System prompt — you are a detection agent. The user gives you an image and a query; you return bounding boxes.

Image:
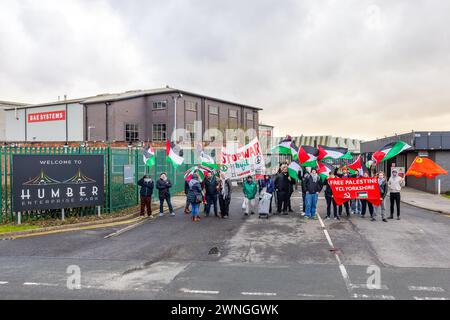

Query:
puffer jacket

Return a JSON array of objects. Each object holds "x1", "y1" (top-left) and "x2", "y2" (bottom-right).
[
  {"x1": 243, "y1": 181, "x2": 258, "y2": 200},
  {"x1": 304, "y1": 174, "x2": 323, "y2": 194},
  {"x1": 187, "y1": 179, "x2": 203, "y2": 204}
]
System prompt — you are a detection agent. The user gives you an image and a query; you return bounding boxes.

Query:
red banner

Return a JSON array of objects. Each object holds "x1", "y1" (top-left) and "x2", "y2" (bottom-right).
[
  {"x1": 28, "y1": 110, "x2": 66, "y2": 123},
  {"x1": 327, "y1": 178, "x2": 381, "y2": 206}
]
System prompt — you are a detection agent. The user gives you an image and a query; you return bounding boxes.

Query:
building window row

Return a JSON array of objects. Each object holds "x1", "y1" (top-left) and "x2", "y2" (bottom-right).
[
  {"x1": 153, "y1": 123, "x2": 167, "y2": 141},
  {"x1": 153, "y1": 101, "x2": 167, "y2": 110},
  {"x1": 125, "y1": 123, "x2": 139, "y2": 142},
  {"x1": 186, "y1": 101, "x2": 197, "y2": 112}
]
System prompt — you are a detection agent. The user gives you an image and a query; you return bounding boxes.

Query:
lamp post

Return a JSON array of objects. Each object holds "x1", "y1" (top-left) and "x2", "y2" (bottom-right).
[{"x1": 173, "y1": 93, "x2": 183, "y2": 139}]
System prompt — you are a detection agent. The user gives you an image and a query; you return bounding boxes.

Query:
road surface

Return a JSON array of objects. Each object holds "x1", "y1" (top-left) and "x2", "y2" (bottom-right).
[{"x1": 0, "y1": 193, "x2": 449, "y2": 300}]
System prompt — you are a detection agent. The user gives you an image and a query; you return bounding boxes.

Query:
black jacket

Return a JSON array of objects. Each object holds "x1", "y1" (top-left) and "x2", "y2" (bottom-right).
[
  {"x1": 184, "y1": 180, "x2": 190, "y2": 195},
  {"x1": 204, "y1": 177, "x2": 218, "y2": 196},
  {"x1": 157, "y1": 179, "x2": 172, "y2": 199},
  {"x1": 304, "y1": 175, "x2": 323, "y2": 194},
  {"x1": 300, "y1": 172, "x2": 310, "y2": 193},
  {"x1": 324, "y1": 178, "x2": 333, "y2": 197},
  {"x1": 187, "y1": 179, "x2": 203, "y2": 204},
  {"x1": 274, "y1": 172, "x2": 295, "y2": 193},
  {"x1": 379, "y1": 179, "x2": 388, "y2": 198},
  {"x1": 138, "y1": 178, "x2": 154, "y2": 197}
]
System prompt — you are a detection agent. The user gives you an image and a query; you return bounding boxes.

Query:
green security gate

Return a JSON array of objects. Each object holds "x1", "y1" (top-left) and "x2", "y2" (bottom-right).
[{"x1": 0, "y1": 146, "x2": 192, "y2": 224}]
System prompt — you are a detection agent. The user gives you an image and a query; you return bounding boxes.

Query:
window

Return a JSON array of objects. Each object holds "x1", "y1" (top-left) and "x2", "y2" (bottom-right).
[
  {"x1": 209, "y1": 105, "x2": 219, "y2": 115},
  {"x1": 152, "y1": 123, "x2": 166, "y2": 141},
  {"x1": 229, "y1": 109, "x2": 238, "y2": 118},
  {"x1": 185, "y1": 101, "x2": 197, "y2": 112},
  {"x1": 247, "y1": 113, "x2": 254, "y2": 121},
  {"x1": 153, "y1": 101, "x2": 167, "y2": 110},
  {"x1": 186, "y1": 123, "x2": 195, "y2": 140},
  {"x1": 125, "y1": 123, "x2": 139, "y2": 142}
]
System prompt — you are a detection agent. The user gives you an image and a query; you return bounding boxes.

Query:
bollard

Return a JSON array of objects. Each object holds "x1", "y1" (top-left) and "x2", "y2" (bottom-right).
[
  {"x1": 438, "y1": 179, "x2": 441, "y2": 195},
  {"x1": 18, "y1": 212, "x2": 22, "y2": 225},
  {"x1": 62, "y1": 208, "x2": 65, "y2": 221},
  {"x1": 98, "y1": 206, "x2": 101, "y2": 217}
]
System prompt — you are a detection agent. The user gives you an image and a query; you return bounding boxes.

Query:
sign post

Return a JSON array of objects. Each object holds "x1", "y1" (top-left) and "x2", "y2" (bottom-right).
[{"x1": 62, "y1": 208, "x2": 65, "y2": 221}]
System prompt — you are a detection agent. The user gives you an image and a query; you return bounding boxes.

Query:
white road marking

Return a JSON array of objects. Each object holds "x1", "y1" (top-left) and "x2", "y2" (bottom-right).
[
  {"x1": 0, "y1": 281, "x2": 8, "y2": 285},
  {"x1": 241, "y1": 292, "x2": 277, "y2": 296},
  {"x1": 352, "y1": 293, "x2": 396, "y2": 300},
  {"x1": 297, "y1": 293, "x2": 334, "y2": 298},
  {"x1": 414, "y1": 297, "x2": 447, "y2": 300},
  {"x1": 104, "y1": 218, "x2": 150, "y2": 239},
  {"x1": 179, "y1": 288, "x2": 219, "y2": 295},
  {"x1": 351, "y1": 284, "x2": 389, "y2": 290},
  {"x1": 23, "y1": 282, "x2": 58, "y2": 287},
  {"x1": 408, "y1": 286, "x2": 445, "y2": 292},
  {"x1": 316, "y1": 214, "x2": 353, "y2": 292}
]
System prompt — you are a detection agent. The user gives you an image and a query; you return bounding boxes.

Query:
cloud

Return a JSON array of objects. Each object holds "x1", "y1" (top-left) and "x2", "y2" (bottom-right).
[{"x1": 1, "y1": 0, "x2": 449, "y2": 140}]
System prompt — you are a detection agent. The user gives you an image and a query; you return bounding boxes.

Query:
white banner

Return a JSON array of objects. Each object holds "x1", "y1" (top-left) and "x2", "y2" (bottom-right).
[{"x1": 220, "y1": 137, "x2": 266, "y2": 180}]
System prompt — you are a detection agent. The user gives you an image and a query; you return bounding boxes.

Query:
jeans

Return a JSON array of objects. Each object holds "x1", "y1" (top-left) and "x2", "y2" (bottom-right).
[
  {"x1": 325, "y1": 195, "x2": 337, "y2": 218},
  {"x1": 351, "y1": 199, "x2": 362, "y2": 214},
  {"x1": 375, "y1": 198, "x2": 386, "y2": 219},
  {"x1": 191, "y1": 202, "x2": 200, "y2": 217},
  {"x1": 390, "y1": 192, "x2": 401, "y2": 217},
  {"x1": 305, "y1": 193, "x2": 318, "y2": 217},
  {"x1": 205, "y1": 194, "x2": 218, "y2": 216},
  {"x1": 159, "y1": 194, "x2": 174, "y2": 214}
]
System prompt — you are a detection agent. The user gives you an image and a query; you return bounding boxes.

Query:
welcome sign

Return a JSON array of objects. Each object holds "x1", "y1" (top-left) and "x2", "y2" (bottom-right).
[
  {"x1": 12, "y1": 155, "x2": 104, "y2": 212},
  {"x1": 220, "y1": 137, "x2": 266, "y2": 180}
]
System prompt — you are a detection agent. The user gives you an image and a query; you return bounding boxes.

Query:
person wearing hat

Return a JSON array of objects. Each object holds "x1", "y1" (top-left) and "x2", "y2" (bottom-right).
[
  {"x1": 138, "y1": 174, "x2": 154, "y2": 217},
  {"x1": 388, "y1": 169, "x2": 405, "y2": 220}
]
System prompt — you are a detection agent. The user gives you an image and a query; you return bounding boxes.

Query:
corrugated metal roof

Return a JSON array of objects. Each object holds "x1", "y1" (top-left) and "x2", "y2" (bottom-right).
[
  {"x1": 0, "y1": 100, "x2": 30, "y2": 108},
  {"x1": 82, "y1": 87, "x2": 263, "y2": 110}
]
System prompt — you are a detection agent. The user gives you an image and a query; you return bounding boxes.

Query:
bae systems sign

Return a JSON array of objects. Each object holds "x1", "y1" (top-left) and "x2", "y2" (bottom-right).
[{"x1": 12, "y1": 155, "x2": 104, "y2": 212}]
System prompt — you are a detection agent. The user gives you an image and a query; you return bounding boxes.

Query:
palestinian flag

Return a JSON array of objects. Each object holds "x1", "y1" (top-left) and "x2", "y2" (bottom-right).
[
  {"x1": 166, "y1": 140, "x2": 184, "y2": 168},
  {"x1": 198, "y1": 150, "x2": 218, "y2": 170},
  {"x1": 298, "y1": 146, "x2": 319, "y2": 167},
  {"x1": 318, "y1": 146, "x2": 352, "y2": 161},
  {"x1": 143, "y1": 145, "x2": 156, "y2": 168},
  {"x1": 347, "y1": 155, "x2": 363, "y2": 175},
  {"x1": 288, "y1": 161, "x2": 302, "y2": 181},
  {"x1": 372, "y1": 141, "x2": 412, "y2": 165},
  {"x1": 184, "y1": 166, "x2": 211, "y2": 182},
  {"x1": 272, "y1": 137, "x2": 299, "y2": 160},
  {"x1": 317, "y1": 161, "x2": 333, "y2": 181}
]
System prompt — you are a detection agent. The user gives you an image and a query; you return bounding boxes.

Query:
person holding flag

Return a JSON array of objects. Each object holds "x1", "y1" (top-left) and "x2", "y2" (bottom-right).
[
  {"x1": 274, "y1": 164, "x2": 296, "y2": 215},
  {"x1": 304, "y1": 168, "x2": 323, "y2": 219},
  {"x1": 259, "y1": 174, "x2": 275, "y2": 214}
]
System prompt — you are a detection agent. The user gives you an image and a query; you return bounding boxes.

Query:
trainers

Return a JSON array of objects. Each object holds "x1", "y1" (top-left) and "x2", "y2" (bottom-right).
[
  {"x1": 397, "y1": 216, "x2": 401, "y2": 220},
  {"x1": 170, "y1": 212, "x2": 176, "y2": 216},
  {"x1": 382, "y1": 219, "x2": 388, "y2": 222},
  {"x1": 304, "y1": 216, "x2": 309, "y2": 219},
  {"x1": 371, "y1": 218, "x2": 376, "y2": 222},
  {"x1": 388, "y1": 216, "x2": 394, "y2": 219},
  {"x1": 244, "y1": 213, "x2": 249, "y2": 216},
  {"x1": 325, "y1": 216, "x2": 330, "y2": 220},
  {"x1": 159, "y1": 212, "x2": 164, "y2": 217},
  {"x1": 361, "y1": 215, "x2": 365, "y2": 218},
  {"x1": 336, "y1": 216, "x2": 341, "y2": 220}
]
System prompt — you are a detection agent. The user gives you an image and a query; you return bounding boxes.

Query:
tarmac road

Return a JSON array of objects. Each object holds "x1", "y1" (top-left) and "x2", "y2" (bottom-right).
[{"x1": 0, "y1": 193, "x2": 449, "y2": 300}]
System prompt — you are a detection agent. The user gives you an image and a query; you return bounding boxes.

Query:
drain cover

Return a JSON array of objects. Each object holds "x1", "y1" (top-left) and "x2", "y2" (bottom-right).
[{"x1": 209, "y1": 247, "x2": 219, "y2": 255}]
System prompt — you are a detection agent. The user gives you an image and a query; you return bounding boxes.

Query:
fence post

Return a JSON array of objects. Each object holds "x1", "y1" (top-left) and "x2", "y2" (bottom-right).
[
  {"x1": 135, "y1": 148, "x2": 139, "y2": 206},
  {"x1": 97, "y1": 206, "x2": 101, "y2": 217},
  {"x1": 107, "y1": 145, "x2": 112, "y2": 213},
  {"x1": 61, "y1": 208, "x2": 65, "y2": 221},
  {"x1": 17, "y1": 212, "x2": 21, "y2": 225}
]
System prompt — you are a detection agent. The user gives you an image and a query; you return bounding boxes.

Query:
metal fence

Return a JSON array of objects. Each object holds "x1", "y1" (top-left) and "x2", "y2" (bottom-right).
[{"x1": 0, "y1": 146, "x2": 192, "y2": 224}]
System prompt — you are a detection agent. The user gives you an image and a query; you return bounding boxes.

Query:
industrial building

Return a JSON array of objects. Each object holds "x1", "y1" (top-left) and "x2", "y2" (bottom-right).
[
  {"x1": 0, "y1": 100, "x2": 29, "y2": 141},
  {"x1": 3, "y1": 87, "x2": 262, "y2": 144},
  {"x1": 361, "y1": 131, "x2": 450, "y2": 194}
]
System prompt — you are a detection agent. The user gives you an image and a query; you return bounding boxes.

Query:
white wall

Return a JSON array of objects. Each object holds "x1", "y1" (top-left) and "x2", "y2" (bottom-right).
[{"x1": 5, "y1": 103, "x2": 84, "y2": 142}]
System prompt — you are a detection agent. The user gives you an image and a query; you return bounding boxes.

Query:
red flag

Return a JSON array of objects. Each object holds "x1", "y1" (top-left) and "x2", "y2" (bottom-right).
[
  {"x1": 406, "y1": 157, "x2": 448, "y2": 179},
  {"x1": 348, "y1": 155, "x2": 362, "y2": 173}
]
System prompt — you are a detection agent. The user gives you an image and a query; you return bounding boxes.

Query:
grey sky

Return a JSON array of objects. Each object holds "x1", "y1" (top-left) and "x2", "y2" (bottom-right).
[{"x1": 1, "y1": 0, "x2": 449, "y2": 140}]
